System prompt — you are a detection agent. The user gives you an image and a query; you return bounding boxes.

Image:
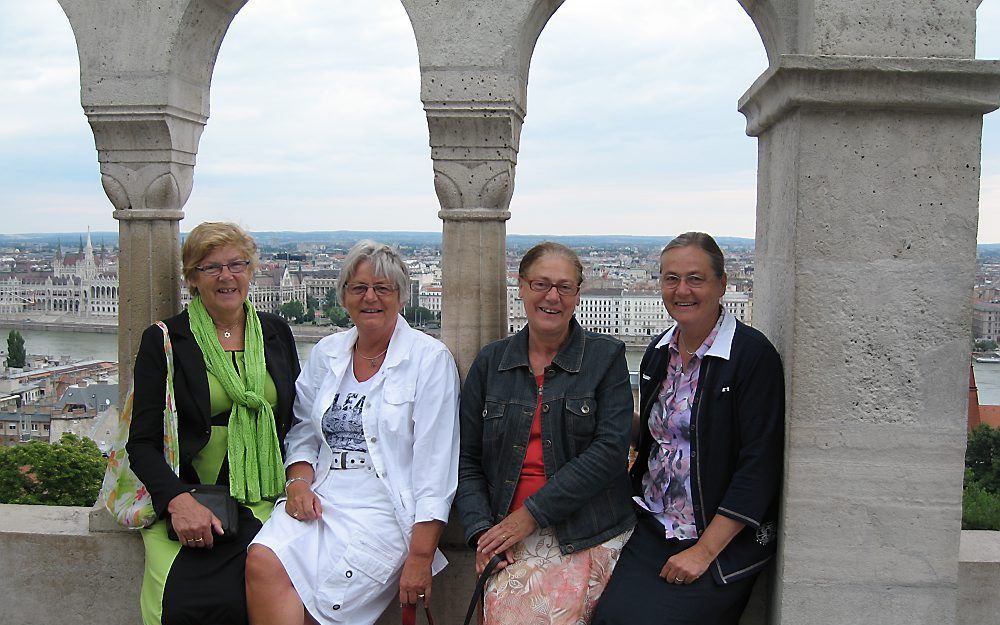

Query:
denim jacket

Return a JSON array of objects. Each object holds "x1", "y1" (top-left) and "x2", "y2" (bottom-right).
[{"x1": 456, "y1": 317, "x2": 636, "y2": 555}]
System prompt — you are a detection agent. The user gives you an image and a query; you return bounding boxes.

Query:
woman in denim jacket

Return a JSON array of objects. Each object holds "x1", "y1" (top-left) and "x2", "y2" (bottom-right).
[{"x1": 457, "y1": 242, "x2": 635, "y2": 625}]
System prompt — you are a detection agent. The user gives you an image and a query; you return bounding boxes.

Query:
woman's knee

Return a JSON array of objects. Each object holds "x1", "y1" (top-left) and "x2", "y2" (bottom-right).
[{"x1": 245, "y1": 545, "x2": 289, "y2": 587}]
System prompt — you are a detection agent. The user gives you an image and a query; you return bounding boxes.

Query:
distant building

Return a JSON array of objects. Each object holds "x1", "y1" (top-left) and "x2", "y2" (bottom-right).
[{"x1": 973, "y1": 299, "x2": 1000, "y2": 343}]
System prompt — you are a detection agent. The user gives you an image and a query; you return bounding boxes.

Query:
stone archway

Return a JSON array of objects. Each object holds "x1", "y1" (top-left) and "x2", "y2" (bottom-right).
[{"x1": 56, "y1": 2, "x2": 1000, "y2": 624}]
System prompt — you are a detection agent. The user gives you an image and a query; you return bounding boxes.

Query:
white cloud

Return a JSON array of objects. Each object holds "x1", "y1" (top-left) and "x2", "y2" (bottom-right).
[{"x1": 1, "y1": 0, "x2": 999, "y2": 245}]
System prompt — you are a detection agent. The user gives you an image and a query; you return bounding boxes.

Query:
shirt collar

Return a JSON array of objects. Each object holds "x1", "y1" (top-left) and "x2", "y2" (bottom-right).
[
  {"x1": 655, "y1": 308, "x2": 736, "y2": 361},
  {"x1": 499, "y1": 316, "x2": 585, "y2": 373},
  {"x1": 320, "y1": 314, "x2": 415, "y2": 369}
]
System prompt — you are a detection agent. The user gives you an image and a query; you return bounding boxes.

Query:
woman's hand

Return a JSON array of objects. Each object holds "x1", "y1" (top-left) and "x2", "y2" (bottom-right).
[
  {"x1": 659, "y1": 542, "x2": 713, "y2": 584},
  {"x1": 398, "y1": 552, "x2": 434, "y2": 607},
  {"x1": 660, "y1": 515, "x2": 746, "y2": 584},
  {"x1": 167, "y1": 492, "x2": 222, "y2": 548},
  {"x1": 476, "y1": 506, "x2": 537, "y2": 567},
  {"x1": 284, "y1": 480, "x2": 322, "y2": 522}
]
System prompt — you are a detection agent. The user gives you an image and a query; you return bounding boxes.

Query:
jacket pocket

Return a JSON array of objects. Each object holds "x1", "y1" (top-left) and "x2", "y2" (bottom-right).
[
  {"x1": 384, "y1": 383, "x2": 416, "y2": 405},
  {"x1": 316, "y1": 532, "x2": 406, "y2": 619},
  {"x1": 565, "y1": 395, "x2": 597, "y2": 439},
  {"x1": 481, "y1": 399, "x2": 506, "y2": 443}
]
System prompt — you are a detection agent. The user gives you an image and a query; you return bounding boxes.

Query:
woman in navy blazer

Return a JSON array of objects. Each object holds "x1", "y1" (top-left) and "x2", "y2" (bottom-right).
[{"x1": 593, "y1": 232, "x2": 784, "y2": 625}]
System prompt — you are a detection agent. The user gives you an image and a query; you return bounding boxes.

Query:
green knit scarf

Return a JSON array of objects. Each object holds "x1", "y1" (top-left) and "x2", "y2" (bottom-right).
[{"x1": 188, "y1": 297, "x2": 284, "y2": 503}]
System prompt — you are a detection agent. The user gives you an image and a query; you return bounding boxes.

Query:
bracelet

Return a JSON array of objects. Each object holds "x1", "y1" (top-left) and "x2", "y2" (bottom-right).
[{"x1": 284, "y1": 476, "x2": 311, "y2": 491}]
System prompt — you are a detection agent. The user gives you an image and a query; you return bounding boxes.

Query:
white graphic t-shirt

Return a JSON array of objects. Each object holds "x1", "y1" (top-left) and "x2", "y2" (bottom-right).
[{"x1": 321, "y1": 366, "x2": 374, "y2": 452}]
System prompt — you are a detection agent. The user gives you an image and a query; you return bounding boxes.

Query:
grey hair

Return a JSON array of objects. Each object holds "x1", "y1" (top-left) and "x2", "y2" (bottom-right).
[
  {"x1": 660, "y1": 232, "x2": 726, "y2": 278},
  {"x1": 337, "y1": 239, "x2": 410, "y2": 305}
]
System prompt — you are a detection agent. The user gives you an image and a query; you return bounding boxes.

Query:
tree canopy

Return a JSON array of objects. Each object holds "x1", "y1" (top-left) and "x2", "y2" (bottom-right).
[
  {"x1": 5, "y1": 330, "x2": 25, "y2": 368},
  {"x1": 0, "y1": 433, "x2": 106, "y2": 506}
]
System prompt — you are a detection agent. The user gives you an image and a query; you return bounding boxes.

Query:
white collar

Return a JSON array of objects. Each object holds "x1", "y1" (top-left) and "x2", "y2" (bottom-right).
[
  {"x1": 319, "y1": 314, "x2": 415, "y2": 369},
  {"x1": 655, "y1": 308, "x2": 736, "y2": 360}
]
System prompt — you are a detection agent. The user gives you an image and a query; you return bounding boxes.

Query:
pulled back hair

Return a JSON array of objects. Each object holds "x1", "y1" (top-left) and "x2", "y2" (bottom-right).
[
  {"x1": 660, "y1": 232, "x2": 725, "y2": 278},
  {"x1": 518, "y1": 241, "x2": 584, "y2": 285}
]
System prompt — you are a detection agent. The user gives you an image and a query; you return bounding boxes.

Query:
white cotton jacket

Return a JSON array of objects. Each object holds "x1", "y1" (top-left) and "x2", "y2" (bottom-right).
[{"x1": 283, "y1": 315, "x2": 460, "y2": 573}]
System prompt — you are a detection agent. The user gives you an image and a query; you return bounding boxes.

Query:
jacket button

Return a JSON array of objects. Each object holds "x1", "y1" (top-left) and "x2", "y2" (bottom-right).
[
  {"x1": 581, "y1": 403, "x2": 590, "y2": 414},
  {"x1": 542, "y1": 404, "x2": 549, "y2": 413},
  {"x1": 369, "y1": 436, "x2": 377, "y2": 443},
  {"x1": 332, "y1": 604, "x2": 341, "y2": 610},
  {"x1": 565, "y1": 544, "x2": 575, "y2": 553},
  {"x1": 345, "y1": 570, "x2": 353, "y2": 578},
  {"x1": 482, "y1": 409, "x2": 488, "y2": 418},
  {"x1": 545, "y1": 369, "x2": 555, "y2": 378},
  {"x1": 542, "y1": 439, "x2": 552, "y2": 448},
  {"x1": 203, "y1": 428, "x2": 210, "y2": 435}
]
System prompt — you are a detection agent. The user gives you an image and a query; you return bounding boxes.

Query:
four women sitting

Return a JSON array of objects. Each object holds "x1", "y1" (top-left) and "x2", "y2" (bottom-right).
[{"x1": 127, "y1": 228, "x2": 783, "y2": 625}]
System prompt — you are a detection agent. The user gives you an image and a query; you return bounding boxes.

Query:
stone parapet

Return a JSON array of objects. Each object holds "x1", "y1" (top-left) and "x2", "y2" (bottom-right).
[{"x1": 0, "y1": 504, "x2": 994, "y2": 625}]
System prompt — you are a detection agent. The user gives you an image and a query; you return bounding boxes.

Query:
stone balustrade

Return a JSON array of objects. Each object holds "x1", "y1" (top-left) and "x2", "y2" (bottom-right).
[{"x1": 0, "y1": 503, "x2": 996, "y2": 625}]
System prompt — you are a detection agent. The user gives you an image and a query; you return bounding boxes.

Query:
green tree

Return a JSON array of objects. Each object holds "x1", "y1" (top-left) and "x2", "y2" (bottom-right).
[
  {"x1": 325, "y1": 305, "x2": 351, "y2": 327},
  {"x1": 307, "y1": 295, "x2": 319, "y2": 310},
  {"x1": 966, "y1": 425, "x2": 1000, "y2": 493},
  {"x1": 975, "y1": 338, "x2": 999, "y2": 352},
  {"x1": 324, "y1": 288, "x2": 339, "y2": 309},
  {"x1": 964, "y1": 469, "x2": 1000, "y2": 530},
  {"x1": 5, "y1": 330, "x2": 26, "y2": 368},
  {"x1": 279, "y1": 300, "x2": 306, "y2": 323},
  {"x1": 402, "y1": 306, "x2": 435, "y2": 326},
  {"x1": 0, "y1": 433, "x2": 106, "y2": 506}
]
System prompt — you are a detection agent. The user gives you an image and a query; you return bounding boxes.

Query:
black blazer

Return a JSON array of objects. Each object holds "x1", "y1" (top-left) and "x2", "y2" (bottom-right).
[{"x1": 126, "y1": 309, "x2": 300, "y2": 517}]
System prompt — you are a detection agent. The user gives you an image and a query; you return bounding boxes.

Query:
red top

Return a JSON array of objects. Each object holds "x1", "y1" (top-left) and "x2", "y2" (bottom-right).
[{"x1": 511, "y1": 374, "x2": 547, "y2": 512}]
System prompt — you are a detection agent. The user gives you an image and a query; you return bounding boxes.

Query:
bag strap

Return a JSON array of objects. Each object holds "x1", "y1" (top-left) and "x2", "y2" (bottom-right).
[
  {"x1": 400, "y1": 553, "x2": 505, "y2": 625},
  {"x1": 155, "y1": 321, "x2": 181, "y2": 475}
]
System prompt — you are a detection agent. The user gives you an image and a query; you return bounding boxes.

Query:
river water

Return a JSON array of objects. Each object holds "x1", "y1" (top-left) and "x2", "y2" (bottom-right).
[{"x1": 8, "y1": 329, "x2": 1000, "y2": 405}]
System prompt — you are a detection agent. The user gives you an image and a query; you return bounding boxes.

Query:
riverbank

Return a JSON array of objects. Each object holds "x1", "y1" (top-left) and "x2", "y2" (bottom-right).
[{"x1": 0, "y1": 316, "x2": 339, "y2": 343}]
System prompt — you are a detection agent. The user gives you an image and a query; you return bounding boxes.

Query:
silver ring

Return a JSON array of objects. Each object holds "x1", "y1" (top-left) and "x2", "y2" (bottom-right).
[
  {"x1": 417, "y1": 594, "x2": 425, "y2": 599},
  {"x1": 675, "y1": 577, "x2": 684, "y2": 583},
  {"x1": 193, "y1": 537, "x2": 204, "y2": 542},
  {"x1": 291, "y1": 511, "x2": 299, "y2": 517}
]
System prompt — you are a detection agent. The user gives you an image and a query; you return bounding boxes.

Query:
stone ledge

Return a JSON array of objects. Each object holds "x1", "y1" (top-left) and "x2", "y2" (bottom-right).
[
  {"x1": 739, "y1": 55, "x2": 1000, "y2": 136},
  {"x1": 2, "y1": 504, "x2": 995, "y2": 625}
]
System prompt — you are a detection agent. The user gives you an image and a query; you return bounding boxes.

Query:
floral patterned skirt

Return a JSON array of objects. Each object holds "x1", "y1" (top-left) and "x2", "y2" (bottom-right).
[{"x1": 484, "y1": 526, "x2": 633, "y2": 625}]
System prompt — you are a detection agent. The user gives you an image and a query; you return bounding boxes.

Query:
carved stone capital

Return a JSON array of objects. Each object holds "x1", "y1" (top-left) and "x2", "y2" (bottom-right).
[
  {"x1": 426, "y1": 106, "x2": 523, "y2": 212},
  {"x1": 85, "y1": 106, "x2": 205, "y2": 213},
  {"x1": 739, "y1": 55, "x2": 1000, "y2": 136}
]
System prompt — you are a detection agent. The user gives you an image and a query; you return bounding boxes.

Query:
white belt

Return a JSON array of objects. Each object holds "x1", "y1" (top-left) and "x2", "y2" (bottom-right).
[{"x1": 330, "y1": 450, "x2": 371, "y2": 470}]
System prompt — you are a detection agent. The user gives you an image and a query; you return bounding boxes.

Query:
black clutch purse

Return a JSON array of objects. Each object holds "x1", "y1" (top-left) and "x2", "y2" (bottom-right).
[{"x1": 167, "y1": 484, "x2": 240, "y2": 544}]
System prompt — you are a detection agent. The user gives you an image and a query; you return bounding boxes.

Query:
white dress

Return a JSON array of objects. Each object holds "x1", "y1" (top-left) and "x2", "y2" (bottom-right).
[
  {"x1": 253, "y1": 317, "x2": 460, "y2": 625},
  {"x1": 252, "y1": 462, "x2": 407, "y2": 624}
]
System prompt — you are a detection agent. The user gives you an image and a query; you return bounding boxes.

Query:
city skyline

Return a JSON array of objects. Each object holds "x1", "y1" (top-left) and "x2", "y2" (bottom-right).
[{"x1": 2, "y1": 2, "x2": 999, "y2": 242}]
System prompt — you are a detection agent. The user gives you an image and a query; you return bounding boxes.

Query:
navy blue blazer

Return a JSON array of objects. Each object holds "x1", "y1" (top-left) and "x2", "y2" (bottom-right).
[
  {"x1": 126, "y1": 309, "x2": 299, "y2": 517},
  {"x1": 631, "y1": 318, "x2": 784, "y2": 584}
]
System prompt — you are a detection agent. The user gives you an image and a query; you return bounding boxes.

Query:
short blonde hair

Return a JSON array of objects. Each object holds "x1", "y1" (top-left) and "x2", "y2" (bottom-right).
[{"x1": 182, "y1": 222, "x2": 259, "y2": 295}]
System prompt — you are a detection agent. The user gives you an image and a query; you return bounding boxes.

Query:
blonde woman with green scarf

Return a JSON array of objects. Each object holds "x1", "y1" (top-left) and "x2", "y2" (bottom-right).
[{"x1": 127, "y1": 222, "x2": 300, "y2": 625}]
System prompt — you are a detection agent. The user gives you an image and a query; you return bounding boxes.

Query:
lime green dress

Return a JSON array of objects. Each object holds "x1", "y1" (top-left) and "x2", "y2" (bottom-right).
[{"x1": 139, "y1": 352, "x2": 278, "y2": 625}]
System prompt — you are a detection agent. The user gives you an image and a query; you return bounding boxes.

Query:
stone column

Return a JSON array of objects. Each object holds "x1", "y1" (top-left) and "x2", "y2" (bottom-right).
[
  {"x1": 430, "y1": 107, "x2": 519, "y2": 377},
  {"x1": 740, "y1": 55, "x2": 1000, "y2": 625},
  {"x1": 59, "y1": 0, "x2": 247, "y2": 390},
  {"x1": 403, "y1": 0, "x2": 564, "y2": 376}
]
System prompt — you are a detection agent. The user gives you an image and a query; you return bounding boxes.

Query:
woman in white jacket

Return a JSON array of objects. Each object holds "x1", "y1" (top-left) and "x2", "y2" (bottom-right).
[{"x1": 246, "y1": 240, "x2": 460, "y2": 625}]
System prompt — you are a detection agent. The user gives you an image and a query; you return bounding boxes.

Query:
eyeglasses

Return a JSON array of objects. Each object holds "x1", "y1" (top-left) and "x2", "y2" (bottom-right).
[
  {"x1": 345, "y1": 283, "x2": 397, "y2": 297},
  {"x1": 660, "y1": 273, "x2": 711, "y2": 290},
  {"x1": 523, "y1": 279, "x2": 580, "y2": 297},
  {"x1": 195, "y1": 260, "x2": 251, "y2": 277}
]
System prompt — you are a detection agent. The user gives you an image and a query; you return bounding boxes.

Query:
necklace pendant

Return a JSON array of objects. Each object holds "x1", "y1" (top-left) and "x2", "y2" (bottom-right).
[{"x1": 223, "y1": 330, "x2": 231, "y2": 339}]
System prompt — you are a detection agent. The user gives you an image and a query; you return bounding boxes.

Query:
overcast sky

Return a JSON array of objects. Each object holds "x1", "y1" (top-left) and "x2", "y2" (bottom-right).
[{"x1": 1, "y1": 1, "x2": 998, "y2": 242}]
